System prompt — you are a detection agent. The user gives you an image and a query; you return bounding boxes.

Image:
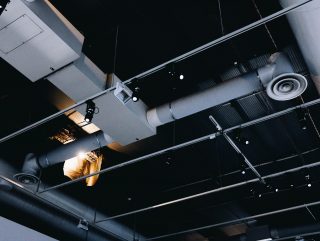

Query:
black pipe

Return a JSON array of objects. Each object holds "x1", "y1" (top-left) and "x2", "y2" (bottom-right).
[
  {"x1": 19, "y1": 130, "x2": 111, "y2": 183},
  {"x1": 0, "y1": 186, "x2": 120, "y2": 241}
]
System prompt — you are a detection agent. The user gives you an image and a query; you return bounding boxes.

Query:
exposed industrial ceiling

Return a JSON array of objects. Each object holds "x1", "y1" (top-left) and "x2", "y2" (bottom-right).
[{"x1": 1, "y1": 0, "x2": 320, "y2": 241}]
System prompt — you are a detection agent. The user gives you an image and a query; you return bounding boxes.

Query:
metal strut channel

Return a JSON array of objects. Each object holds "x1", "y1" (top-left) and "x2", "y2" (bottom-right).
[
  {"x1": 93, "y1": 153, "x2": 320, "y2": 224},
  {"x1": 209, "y1": 115, "x2": 265, "y2": 184},
  {"x1": 146, "y1": 199, "x2": 320, "y2": 240},
  {"x1": 0, "y1": 0, "x2": 312, "y2": 144},
  {"x1": 38, "y1": 97, "x2": 320, "y2": 193}
]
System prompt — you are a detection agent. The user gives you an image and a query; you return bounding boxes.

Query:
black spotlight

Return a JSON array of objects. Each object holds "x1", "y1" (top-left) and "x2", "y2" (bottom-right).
[
  {"x1": 132, "y1": 86, "x2": 140, "y2": 102},
  {"x1": 84, "y1": 100, "x2": 96, "y2": 123},
  {"x1": 0, "y1": 0, "x2": 10, "y2": 16}
]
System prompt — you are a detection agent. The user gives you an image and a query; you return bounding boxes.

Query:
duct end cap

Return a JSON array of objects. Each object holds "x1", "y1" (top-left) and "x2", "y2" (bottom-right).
[{"x1": 266, "y1": 73, "x2": 308, "y2": 101}]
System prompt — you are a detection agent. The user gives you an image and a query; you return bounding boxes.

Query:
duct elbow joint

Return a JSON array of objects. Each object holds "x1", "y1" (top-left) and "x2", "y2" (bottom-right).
[
  {"x1": 14, "y1": 153, "x2": 41, "y2": 185},
  {"x1": 258, "y1": 52, "x2": 308, "y2": 101}
]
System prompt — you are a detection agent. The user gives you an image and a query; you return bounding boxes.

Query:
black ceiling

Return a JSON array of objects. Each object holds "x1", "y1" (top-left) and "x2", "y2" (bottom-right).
[{"x1": 1, "y1": 0, "x2": 320, "y2": 241}]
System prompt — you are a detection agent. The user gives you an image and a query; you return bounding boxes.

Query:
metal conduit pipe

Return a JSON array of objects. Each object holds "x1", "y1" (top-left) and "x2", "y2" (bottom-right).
[
  {"x1": 147, "y1": 52, "x2": 308, "y2": 128},
  {"x1": 280, "y1": 0, "x2": 320, "y2": 94},
  {"x1": 0, "y1": 158, "x2": 146, "y2": 241},
  {"x1": 0, "y1": 179, "x2": 119, "y2": 241},
  {"x1": 15, "y1": 130, "x2": 113, "y2": 184},
  {"x1": 40, "y1": 189, "x2": 146, "y2": 241}
]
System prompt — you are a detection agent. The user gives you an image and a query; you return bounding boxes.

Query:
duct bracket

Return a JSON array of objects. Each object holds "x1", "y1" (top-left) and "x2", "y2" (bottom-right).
[
  {"x1": 77, "y1": 219, "x2": 89, "y2": 231},
  {"x1": 114, "y1": 82, "x2": 133, "y2": 104}
]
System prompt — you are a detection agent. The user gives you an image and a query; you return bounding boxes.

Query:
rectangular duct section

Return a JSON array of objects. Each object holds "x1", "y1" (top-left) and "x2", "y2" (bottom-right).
[
  {"x1": 0, "y1": 0, "x2": 84, "y2": 81},
  {"x1": 47, "y1": 56, "x2": 156, "y2": 145}
]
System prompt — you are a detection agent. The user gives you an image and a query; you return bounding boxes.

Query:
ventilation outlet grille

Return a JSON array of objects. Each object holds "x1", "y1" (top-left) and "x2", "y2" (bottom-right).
[
  {"x1": 266, "y1": 73, "x2": 308, "y2": 101},
  {"x1": 14, "y1": 173, "x2": 39, "y2": 185}
]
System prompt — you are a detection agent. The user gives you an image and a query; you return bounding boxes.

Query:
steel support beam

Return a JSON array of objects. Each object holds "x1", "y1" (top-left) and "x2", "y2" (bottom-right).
[
  {"x1": 209, "y1": 115, "x2": 265, "y2": 183},
  {"x1": 146, "y1": 199, "x2": 320, "y2": 240},
  {"x1": 39, "y1": 98, "x2": 320, "y2": 193},
  {"x1": 94, "y1": 156, "x2": 320, "y2": 224}
]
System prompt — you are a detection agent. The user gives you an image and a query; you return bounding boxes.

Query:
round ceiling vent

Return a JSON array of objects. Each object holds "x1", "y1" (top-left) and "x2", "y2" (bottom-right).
[
  {"x1": 14, "y1": 173, "x2": 39, "y2": 185},
  {"x1": 266, "y1": 73, "x2": 308, "y2": 101}
]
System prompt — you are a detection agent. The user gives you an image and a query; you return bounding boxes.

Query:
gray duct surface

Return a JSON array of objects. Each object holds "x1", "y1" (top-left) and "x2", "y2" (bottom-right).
[
  {"x1": 280, "y1": 0, "x2": 320, "y2": 94},
  {"x1": 147, "y1": 52, "x2": 306, "y2": 128},
  {"x1": 38, "y1": 130, "x2": 112, "y2": 168},
  {"x1": 21, "y1": 130, "x2": 112, "y2": 178}
]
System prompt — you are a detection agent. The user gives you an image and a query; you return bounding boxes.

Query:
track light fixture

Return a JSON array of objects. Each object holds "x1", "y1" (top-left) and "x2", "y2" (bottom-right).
[
  {"x1": 132, "y1": 86, "x2": 140, "y2": 102},
  {"x1": 0, "y1": 0, "x2": 9, "y2": 16},
  {"x1": 84, "y1": 100, "x2": 96, "y2": 123}
]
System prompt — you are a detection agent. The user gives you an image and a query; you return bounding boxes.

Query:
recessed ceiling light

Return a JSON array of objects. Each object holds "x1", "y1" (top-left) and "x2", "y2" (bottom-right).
[{"x1": 179, "y1": 74, "x2": 184, "y2": 80}]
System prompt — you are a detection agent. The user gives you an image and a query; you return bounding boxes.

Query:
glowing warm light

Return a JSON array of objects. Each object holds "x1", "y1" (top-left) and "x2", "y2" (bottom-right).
[
  {"x1": 78, "y1": 152, "x2": 86, "y2": 159},
  {"x1": 63, "y1": 153, "x2": 103, "y2": 186}
]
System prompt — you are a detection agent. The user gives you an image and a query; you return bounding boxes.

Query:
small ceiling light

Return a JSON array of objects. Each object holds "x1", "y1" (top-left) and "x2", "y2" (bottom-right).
[
  {"x1": 238, "y1": 155, "x2": 247, "y2": 176},
  {"x1": 0, "y1": 0, "x2": 9, "y2": 15},
  {"x1": 132, "y1": 86, "x2": 140, "y2": 102},
  {"x1": 84, "y1": 100, "x2": 96, "y2": 123},
  {"x1": 235, "y1": 129, "x2": 250, "y2": 145},
  {"x1": 296, "y1": 108, "x2": 309, "y2": 130},
  {"x1": 78, "y1": 152, "x2": 86, "y2": 159},
  {"x1": 179, "y1": 74, "x2": 184, "y2": 80},
  {"x1": 258, "y1": 194, "x2": 262, "y2": 198},
  {"x1": 275, "y1": 188, "x2": 279, "y2": 192},
  {"x1": 305, "y1": 174, "x2": 312, "y2": 188}
]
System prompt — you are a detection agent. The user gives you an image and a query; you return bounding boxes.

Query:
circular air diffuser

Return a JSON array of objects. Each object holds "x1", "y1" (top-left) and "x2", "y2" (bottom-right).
[
  {"x1": 14, "y1": 173, "x2": 39, "y2": 185},
  {"x1": 266, "y1": 73, "x2": 308, "y2": 101}
]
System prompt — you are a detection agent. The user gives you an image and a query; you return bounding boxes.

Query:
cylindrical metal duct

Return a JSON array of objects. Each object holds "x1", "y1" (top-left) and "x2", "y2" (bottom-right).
[
  {"x1": 147, "y1": 52, "x2": 307, "y2": 128},
  {"x1": 0, "y1": 184, "x2": 118, "y2": 241},
  {"x1": 38, "y1": 130, "x2": 111, "y2": 169},
  {"x1": 280, "y1": 0, "x2": 320, "y2": 94},
  {"x1": 15, "y1": 130, "x2": 112, "y2": 184}
]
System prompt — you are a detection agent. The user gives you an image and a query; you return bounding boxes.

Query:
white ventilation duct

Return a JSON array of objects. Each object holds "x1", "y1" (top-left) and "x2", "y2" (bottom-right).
[
  {"x1": 0, "y1": 0, "x2": 84, "y2": 81},
  {"x1": 280, "y1": 0, "x2": 320, "y2": 94},
  {"x1": 147, "y1": 52, "x2": 307, "y2": 128}
]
